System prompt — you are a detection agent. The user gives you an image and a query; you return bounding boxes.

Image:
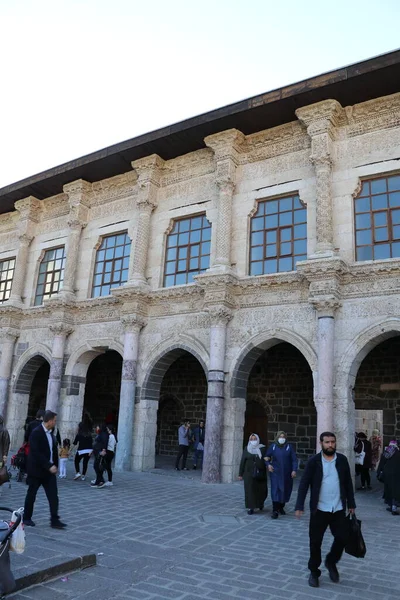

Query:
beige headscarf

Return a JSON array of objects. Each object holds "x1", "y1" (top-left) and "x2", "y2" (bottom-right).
[{"x1": 247, "y1": 433, "x2": 265, "y2": 459}]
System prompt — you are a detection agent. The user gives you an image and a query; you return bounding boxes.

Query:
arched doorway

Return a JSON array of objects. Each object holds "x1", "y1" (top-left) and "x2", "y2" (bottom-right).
[
  {"x1": 11, "y1": 354, "x2": 50, "y2": 448},
  {"x1": 243, "y1": 401, "x2": 268, "y2": 446},
  {"x1": 244, "y1": 342, "x2": 315, "y2": 464},
  {"x1": 155, "y1": 352, "x2": 207, "y2": 467},
  {"x1": 83, "y1": 350, "x2": 123, "y2": 427},
  {"x1": 354, "y1": 336, "x2": 400, "y2": 448}
]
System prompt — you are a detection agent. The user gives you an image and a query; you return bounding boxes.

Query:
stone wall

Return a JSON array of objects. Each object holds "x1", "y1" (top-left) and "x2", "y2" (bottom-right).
[
  {"x1": 246, "y1": 342, "x2": 315, "y2": 463},
  {"x1": 354, "y1": 337, "x2": 400, "y2": 447},
  {"x1": 156, "y1": 354, "x2": 207, "y2": 456}
]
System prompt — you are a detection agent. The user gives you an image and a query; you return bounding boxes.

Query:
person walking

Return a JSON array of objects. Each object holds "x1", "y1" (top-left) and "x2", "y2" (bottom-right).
[
  {"x1": 90, "y1": 425, "x2": 109, "y2": 488},
  {"x1": 354, "y1": 432, "x2": 372, "y2": 490},
  {"x1": 175, "y1": 420, "x2": 191, "y2": 471},
  {"x1": 378, "y1": 440, "x2": 400, "y2": 514},
  {"x1": 23, "y1": 410, "x2": 67, "y2": 529},
  {"x1": 265, "y1": 431, "x2": 298, "y2": 519},
  {"x1": 370, "y1": 429, "x2": 382, "y2": 471},
  {"x1": 58, "y1": 439, "x2": 70, "y2": 478},
  {"x1": 238, "y1": 434, "x2": 268, "y2": 514},
  {"x1": 295, "y1": 431, "x2": 356, "y2": 588},
  {"x1": 192, "y1": 420, "x2": 205, "y2": 470},
  {"x1": 73, "y1": 422, "x2": 93, "y2": 481},
  {"x1": 104, "y1": 426, "x2": 117, "y2": 486}
]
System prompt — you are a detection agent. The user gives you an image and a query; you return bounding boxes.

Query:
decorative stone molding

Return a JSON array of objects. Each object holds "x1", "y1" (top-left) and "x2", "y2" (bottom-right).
[
  {"x1": 309, "y1": 295, "x2": 341, "y2": 317},
  {"x1": 91, "y1": 171, "x2": 137, "y2": 206},
  {"x1": 206, "y1": 305, "x2": 233, "y2": 327},
  {"x1": 0, "y1": 328, "x2": 19, "y2": 343},
  {"x1": 196, "y1": 272, "x2": 237, "y2": 308},
  {"x1": 49, "y1": 323, "x2": 74, "y2": 337},
  {"x1": 296, "y1": 100, "x2": 343, "y2": 256},
  {"x1": 241, "y1": 121, "x2": 310, "y2": 164},
  {"x1": 343, "y1": 92, "x2": 400, "y2": 137},
  {"x1": 121, "y1": 314, "x2": 146, "y2": 333}
]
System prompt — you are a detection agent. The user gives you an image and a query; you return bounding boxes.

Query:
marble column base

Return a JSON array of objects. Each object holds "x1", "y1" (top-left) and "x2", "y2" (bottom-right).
[{"x1": 115, "y1": 379, "x2": 136, "y2": 472}]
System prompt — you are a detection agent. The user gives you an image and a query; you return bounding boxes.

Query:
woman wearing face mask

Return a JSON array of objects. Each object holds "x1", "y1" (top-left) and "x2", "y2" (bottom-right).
[
  {"x1": 238, "y1": 434, "x2": 268, "y2": 515},
  {"x1": 265, "y1": 431, "x2": 298, "y2": 519}
]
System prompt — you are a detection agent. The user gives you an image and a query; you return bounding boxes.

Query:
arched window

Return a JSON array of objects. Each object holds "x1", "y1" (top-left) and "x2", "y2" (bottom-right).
[
  {"x1": 250, "y1": 194, "x2": 307, "y2": 275},
  {"x1": 34, "y1": 247, "x2": 66, "y2": 305},
  {"x1": 164, "y1": 215, "x2": 211, "y2": 287},
  {"x1": 92, "y1": 232, "x2": 131, "y2": 297}
]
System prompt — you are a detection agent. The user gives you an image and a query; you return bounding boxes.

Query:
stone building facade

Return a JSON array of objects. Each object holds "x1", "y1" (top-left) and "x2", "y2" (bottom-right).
[{"x1": 0, "y1": 52, "x2": 400, "y2": 482}]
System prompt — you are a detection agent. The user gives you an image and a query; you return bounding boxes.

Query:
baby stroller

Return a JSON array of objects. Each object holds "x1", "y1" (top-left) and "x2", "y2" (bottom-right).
[{"x1": 0, "y1": 507, "x2": 23, "y2": 596}]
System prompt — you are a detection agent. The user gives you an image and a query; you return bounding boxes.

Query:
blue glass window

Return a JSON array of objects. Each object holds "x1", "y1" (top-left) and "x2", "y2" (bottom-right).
[
  {"x1": 0, "y1": 257, "x2": 16, "y2": 304},
  {"x1": 91, "y1": 233, "x2": 131, "y2": 297},
  {"x1": 34, "y1": 247, "x2": 66, "y2": 305}
]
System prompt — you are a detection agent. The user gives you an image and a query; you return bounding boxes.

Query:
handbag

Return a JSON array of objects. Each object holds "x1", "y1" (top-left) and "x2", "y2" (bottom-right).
[
  {"x1": 0, "y1": 464, "x2": 10, "y2": 486},
  {"x1": 355, "y1": 442, "x2": 365, "y2": 466},
  {"x1": 252, "y1": 457, "x2": 266, "y2": 481},
  {"x1": 345, "y1": 513, "x2": 367, "y2": 558}
]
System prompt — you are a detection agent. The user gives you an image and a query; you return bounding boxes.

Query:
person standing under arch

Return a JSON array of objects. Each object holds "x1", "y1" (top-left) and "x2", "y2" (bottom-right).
[{"x1": 238, "y1": 433, "x2": 268, "y2": 514}]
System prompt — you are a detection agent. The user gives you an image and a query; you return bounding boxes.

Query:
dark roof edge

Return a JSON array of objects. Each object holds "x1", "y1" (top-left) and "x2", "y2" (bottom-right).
[{"x1": 1, "y1": 47, "x2": 400, "y2": 200}]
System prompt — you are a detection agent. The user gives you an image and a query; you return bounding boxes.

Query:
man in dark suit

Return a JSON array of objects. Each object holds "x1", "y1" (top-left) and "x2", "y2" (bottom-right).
[
  {"x1": 23, "y1": 410, "x2": 67, "y2": 529},
  {"x1": 24, "y1": 409, "x2": 45, "y2": 442},
  {"x1": 295, "y1": 431, "x2": 356, "y2": 588}
]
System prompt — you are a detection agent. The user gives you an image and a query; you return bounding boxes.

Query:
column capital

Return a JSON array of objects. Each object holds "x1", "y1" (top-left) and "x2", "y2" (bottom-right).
[
  {"x1": 63, "y1": 179, "x2": 92, "y2": 203},
  {"x1": 207, "y1": 305, "x2": 233, "y2": 327},
  {"x1": 67, "y1": 217, "x2": 87, "y2": 230},
  {"x1": 0, "y1": 327, "x2": 19, "y2": 343},
  {"x1": 131, "y1": 154, "x2": 164, "y2": 185},
  {"x1": 49, "y1": 323, "x2": 74, "y2": 337},
  {"x1": 204, "y1": 128, "x2": 245, "y2": 161},
  {"x1": 14, "y1": 196, "x2": 41, "y2": 221},
  {"x1": 310, "y1": 295, "x2": 341, "y2": 317},
  {"x1": 121, "y1": 314, "x2": 146, "y2": 333},
  {"x1": 295, "y1": 99, "x2": 343, "y2": 133}
]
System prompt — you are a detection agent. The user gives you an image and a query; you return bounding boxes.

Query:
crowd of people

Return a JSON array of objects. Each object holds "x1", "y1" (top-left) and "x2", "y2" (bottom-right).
[{"x1": 175, "y1": 419, "x2": 205, "y2": 471}]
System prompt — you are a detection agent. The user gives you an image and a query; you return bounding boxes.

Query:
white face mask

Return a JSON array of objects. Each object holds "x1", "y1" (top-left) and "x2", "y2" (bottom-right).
[
  {"x1": 250, "y1": 440, "x2": 258, "y2": 447},
  {"x1": 278, "y1": 437, "x2": 286, "y2": 445}
]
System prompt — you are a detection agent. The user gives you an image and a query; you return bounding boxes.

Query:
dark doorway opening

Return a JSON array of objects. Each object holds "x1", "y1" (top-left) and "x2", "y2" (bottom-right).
[
  {"x1": 83, "y1": 350, "x2": 122, "y2": 428},
  {"x1": 28, "y1": 361, "x2": 50, "y2": 421},
  {"x1": 243, "y1": 401, "x2": 268, "y2": 446}
]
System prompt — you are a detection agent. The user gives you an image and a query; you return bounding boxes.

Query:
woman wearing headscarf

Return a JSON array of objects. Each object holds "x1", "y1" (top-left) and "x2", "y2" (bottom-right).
[
  {"x1": 378, "y1": 440, "x2": 400, "y2": 514},
  {"x1": 354, "y1": 431, "x2": 372, "y2": 490},
  {"x1": 238, "y1": 434, "x2": 268, "y2": 515},
  {"x1": 0, "y1": 415, "x2": 10, "y2": 468},
  {"x1": 265, "y1": 431, "x2": 298, "y2": 519},
  {"x1": 370, "y1": 429, "x2": 382, "y2": 471}
]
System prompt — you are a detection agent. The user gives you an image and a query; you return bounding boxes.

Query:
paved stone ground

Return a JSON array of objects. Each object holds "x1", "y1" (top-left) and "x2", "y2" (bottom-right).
[{"x1": 1, "y1": 461, "x2": 399, "y2": 600}]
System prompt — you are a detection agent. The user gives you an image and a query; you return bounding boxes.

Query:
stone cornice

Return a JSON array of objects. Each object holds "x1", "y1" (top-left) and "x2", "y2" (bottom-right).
[
  {"x1": 296, "y1": 257, "x2": 349, "y2": 282},
  {"x1": 296, "y1": 99, "x2": 343, "y2": 133}
]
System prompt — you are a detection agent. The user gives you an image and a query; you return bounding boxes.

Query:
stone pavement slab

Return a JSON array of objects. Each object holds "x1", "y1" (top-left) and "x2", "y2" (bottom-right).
[{"x1": 0, "y1": 466, "x2": 398, "y2": 600}]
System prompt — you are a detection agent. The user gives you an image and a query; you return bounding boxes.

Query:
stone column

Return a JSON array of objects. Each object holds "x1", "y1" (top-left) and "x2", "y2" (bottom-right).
[
  {"x1": 129, "y1": 155, "x2": 164, "y2": 287},
  {"x1": 115, "y1": 315, "x2": 145, "y2": 472},
  {"x1": 202, "y1": 306, "x2": 232, "y2": 484},
  {"x1": 204, "y1": 129, "x2": 244, "y2": 272},
  {"x1": 46, "y1": 324, "x2": 73, "y2": 413},
  {"x1": 0, "y1": 329, "x2": 19, "y2": 417},
  {"x1": 8, "y1": 197, "x2": 41, "y2": 306},
  {"x1": 296, "y1": 100, "x2": 342, "y2": 257},
  {"x1": 311, "y1": 297, "x2": 340, "y2": 444},
  {"x1": 61, "y1": 181, "x2": 91, "y2": 298}
]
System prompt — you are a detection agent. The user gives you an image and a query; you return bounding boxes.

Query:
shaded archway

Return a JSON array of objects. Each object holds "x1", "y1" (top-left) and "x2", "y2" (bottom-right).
[
  {"x1": 10, "y1": 354, "x2": 50, "y2": 448},
  {"x1": 83, "y1": 350, "x2": 123, "y2": 427},
  {"x1": 243, "y1": 401, "x2": 268, "y2": 446},
  {"x1": 354, "y1": 336, "x2": 400, "y2": 448},
  {"x1": 245, "y1": 342, "x2": 315, "y2": 463}
]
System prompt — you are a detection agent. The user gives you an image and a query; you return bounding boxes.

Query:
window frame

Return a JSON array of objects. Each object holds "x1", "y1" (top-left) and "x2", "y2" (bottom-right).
[
  {"x1": 91, "y1": 231, "x2": 131, "y2": 298},
  {"x1": 354, "y1": 173, "x2": 400, "y2": 262},
  {"x1": 163, "y1": 214, "x2": 211, "y2": 287},
  {"x1": 34, "y1": 246, "x2": 66, "y2": 306},
  {"x1": 248, "y1": 193, "x2": 307, "y2": 276},
  {"x1": 0, "y1": 256, "x2": 16, "y2": 304}
]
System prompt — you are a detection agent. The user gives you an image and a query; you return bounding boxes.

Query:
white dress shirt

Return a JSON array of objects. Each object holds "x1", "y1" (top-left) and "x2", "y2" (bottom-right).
[{"x1": 42, "y1": 423, "x2": 54, "y2": 464}]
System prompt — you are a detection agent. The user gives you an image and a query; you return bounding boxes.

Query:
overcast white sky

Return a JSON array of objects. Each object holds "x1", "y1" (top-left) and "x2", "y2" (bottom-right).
[{"x1": 0, "y1": 0, "x2": 399, "y2": 189}]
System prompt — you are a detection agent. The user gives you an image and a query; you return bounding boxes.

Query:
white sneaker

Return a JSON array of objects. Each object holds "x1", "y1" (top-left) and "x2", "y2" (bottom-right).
[
  {"x1": 81, "y1": 476, "x2": 86, "y2": 481},
  {"x1": 104, "y1": 481, "x2": 113, "y2": 487},
  {"x1": 74, "y1": 473, "x2": 81, "y2": 480},
  {"x1": 91, "y1": 480, "x2": 96, "y2": 485}
]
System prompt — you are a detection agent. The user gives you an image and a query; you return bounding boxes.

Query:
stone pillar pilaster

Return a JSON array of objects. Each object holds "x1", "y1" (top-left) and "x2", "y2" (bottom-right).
[
  {"x1": 115, "y1": 315, "x2": 145, "y2": 472},
  {"x1": 0, "y1": 329, "x2": 19, "y2": 417},
  {"x1": 129, "y1": 155, "x2": 164, "y2": 287},
  {"x1": 61, "y1": 180, "x2": 91, "y2": 298},
  {"x1": 9, "y1": 197, "x2": 41, "y2": 306},
  {"x1": 296, "y1": 100, "x2": 342, "y2": 257},
  {"x1": 46, "y1": 324, "x2": 73, "y2": 413},
  {"x1": 311, "y1": 297, "x2": 340, "y2": 445},
  {"x1": 204, "y1": 130, "x2": 244, "y2": 272},
  {"x1": 202, "y1": 306, "x2": 232, "y2": 484}
]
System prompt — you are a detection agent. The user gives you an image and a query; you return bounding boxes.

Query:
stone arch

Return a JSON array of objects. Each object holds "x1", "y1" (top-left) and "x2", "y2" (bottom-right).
[
  {"x1": 65, "y1": 339, "x2": 124, "y2": 377},
  {"x1": 12, "y1": 344, "x2": 51, "y2": 392},
  {"x1": 336, "y1": 318, "x2": 400, "y2": 391},
  {"x1": 229, "y1": 328, "x2": 317, "y2": 400},
  {"x1": 140, "y1": 341, "x2": 208, "y2": 401}
]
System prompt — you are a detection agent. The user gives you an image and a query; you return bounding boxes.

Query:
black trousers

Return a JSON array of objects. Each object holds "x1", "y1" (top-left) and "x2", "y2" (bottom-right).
[
  {"x1": 74, "y1": 453, "x2": 90, "y2": 475},
  {"x1": 175, "y1": 445, "x2": 189, "y2": 469},
  {"x1": 272, "y1": 501, "x2": 285, "y2": 512},
  {"x1": 24, "y1": 474, "x2": 59, "y2": 523},
  {"x1": 360, "y1": 467, "x2": 371, "y2": 487},
  {"x1": 308, "y1": 510, "x2": 347, "y2": 576},
  {"x1": 93, "y1": 454, "x2": 105, "y2": 485},
  {"x1": 105, "y1": 450, "x2": 114, "y2": 482}
]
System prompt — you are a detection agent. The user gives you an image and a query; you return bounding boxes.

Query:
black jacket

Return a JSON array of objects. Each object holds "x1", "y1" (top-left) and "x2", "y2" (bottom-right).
[
  {"x1": 27, "y1": 424, "x2": 59, "y2": 478},
  {"x1": 295, "y1": 452, "x2": 356, "y2": 514},
  {"x1": 24, "y1": 418, "x2": 42, "y2": 443}
]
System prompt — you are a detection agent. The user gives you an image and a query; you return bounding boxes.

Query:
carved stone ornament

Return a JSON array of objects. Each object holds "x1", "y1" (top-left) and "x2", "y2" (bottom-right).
[
  {"x1": 14, "y1": 196, "x2": 41, "y2": 222},
  {"x1": 121, "y1": 314, "x2": 146, "y2": 333},
  {"x1": 63, "y1": 180, "x2": 92, "y2": 205},
  {"x1": 0, "y1": 328, "x2": 19, "y2": 343},
  {"x1": 132, "y1": 154, "x2": 165, "y2": 185},
  {"x1": 295, "y1": 99, "x2": 343, "y2": 132},
  {"x1": 309, "y1": 295, "x2": 341, "y2": 317},
  {"x1": 204, "y1": 129, "x2": 245, "y2": 162},
  {"x1": 49, "y1": 323, "x2": 74, "y2": 337},
  {"x1": 206, "y1": 305, "x2": 233, "y2": 326}
]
